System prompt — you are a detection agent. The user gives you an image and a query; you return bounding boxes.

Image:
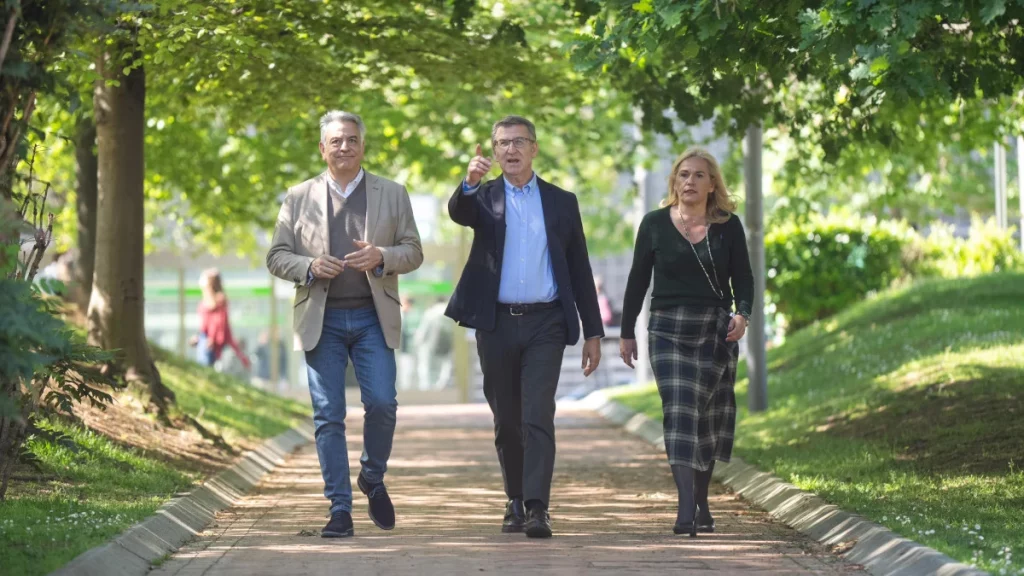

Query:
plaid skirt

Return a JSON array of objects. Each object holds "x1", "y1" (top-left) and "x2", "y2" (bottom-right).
[{"x1": 649, "y1": 305, "x2": 739, "y2": 471}]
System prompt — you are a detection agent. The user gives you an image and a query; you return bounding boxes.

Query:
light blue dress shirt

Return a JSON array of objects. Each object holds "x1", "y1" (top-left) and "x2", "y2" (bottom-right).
[{"x1": 463, "y1": 174, "x2": 558, "y2": 304}]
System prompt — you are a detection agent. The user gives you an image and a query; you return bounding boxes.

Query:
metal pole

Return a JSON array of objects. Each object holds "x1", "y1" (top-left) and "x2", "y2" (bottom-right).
[
  {"x1": 269, "y1": 273, "x2": 280, "y2": 391},
  {"x1": 744, "y1": 124, "x2": 768, "y2": 413},
  {"x1": 177, "y1": 265, "x2": 187, "y2": 357},
  {"x1": 633, "y1": 160, "x2": 651, "y2": 387},
  {"x1": 1018, "y1": 136, "x2": 1024, "y2": 251},
  {"x1": 995, "y1": 141, "x2": 1007, "y2": 230}
]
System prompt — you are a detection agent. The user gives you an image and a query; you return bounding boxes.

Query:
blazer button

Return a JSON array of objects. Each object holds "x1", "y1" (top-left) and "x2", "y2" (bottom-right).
[{"x1": 323, "y1": 287, "x2": 328, "y2": 293}]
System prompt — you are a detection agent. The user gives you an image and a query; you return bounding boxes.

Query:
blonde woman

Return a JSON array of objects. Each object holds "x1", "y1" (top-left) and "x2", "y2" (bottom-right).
[{"x1": 618, "y1": 147, "x2": 753, "y2": 536}]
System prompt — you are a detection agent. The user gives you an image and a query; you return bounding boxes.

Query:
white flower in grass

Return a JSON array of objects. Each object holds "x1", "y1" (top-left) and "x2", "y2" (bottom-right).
[{"x1": 975, "y1": 524, "x2": 981, "y2": 530}]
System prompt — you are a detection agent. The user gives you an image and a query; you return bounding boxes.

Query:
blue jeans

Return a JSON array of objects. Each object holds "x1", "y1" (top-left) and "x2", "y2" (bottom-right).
[
  {"x1": 305, "y1": 307, "x2": 398, "y2": 514},
  {"x1": 196, "y1": 333, "x2": 216, "y2": 367}
]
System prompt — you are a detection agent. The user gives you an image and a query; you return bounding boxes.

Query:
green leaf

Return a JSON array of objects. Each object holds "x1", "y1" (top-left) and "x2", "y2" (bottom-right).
[
  {"x1": 980, "y1": 0, "x2": 1006, "y2": 24},
  {"x1": 849, "y1": 62, "x2": 871, "y2": 81},
  {"x1": 656, "y1": 2, "x2": 686, "y2": 29},
  {"x1": 869, "y1": 55, "x2": 889, "y2": 74},
  {"x1": 682, "y1": 40, "x2": 700, "y2": 59},
  {"x1": 632, "y1": 0, "x2": 654, "y2": 15}
]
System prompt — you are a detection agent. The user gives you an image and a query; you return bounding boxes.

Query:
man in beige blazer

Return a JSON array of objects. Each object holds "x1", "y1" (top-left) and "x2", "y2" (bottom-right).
[{"x1": 267, "y1": 110, "x2": 423, "y2": 538}]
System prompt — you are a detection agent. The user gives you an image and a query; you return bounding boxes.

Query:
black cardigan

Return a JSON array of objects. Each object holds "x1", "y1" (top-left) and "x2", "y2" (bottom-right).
[{"x1": 620, "y1": 208, "x2": 754, "y2": 339}]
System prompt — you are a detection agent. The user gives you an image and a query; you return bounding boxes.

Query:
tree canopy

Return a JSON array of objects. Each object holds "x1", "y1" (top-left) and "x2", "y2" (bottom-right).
[
  {"x1": 571, "y1": 0, "x2": 1024, "y2": 220},
  {"x1": 28, "y1": 0, "x2": 639, "y2": 256}
]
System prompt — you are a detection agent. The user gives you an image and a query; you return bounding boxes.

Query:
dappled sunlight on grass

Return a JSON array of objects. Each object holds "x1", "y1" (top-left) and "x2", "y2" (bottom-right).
[
  {"x1": 153, "y1": 346, "x2": 308, "y2": 441},
  {"x1": 611, "y1": 272, "x2": 1024, "y2": 573},
  {"x1": 2, "y1": 347, "x2": 311, "y2": 576}
]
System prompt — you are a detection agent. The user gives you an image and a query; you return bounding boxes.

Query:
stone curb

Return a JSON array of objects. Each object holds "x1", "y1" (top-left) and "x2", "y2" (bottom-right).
[
  {"x1": 50, "y1": 421, "x2": 315, "y2": 576},
  {"x1": 579, "y1": 391, "x2": 988, "y2": 576}
]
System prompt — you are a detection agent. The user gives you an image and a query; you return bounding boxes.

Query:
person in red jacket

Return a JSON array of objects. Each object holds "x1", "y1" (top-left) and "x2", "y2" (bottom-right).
[{"x1": 191, "y1": 268, "x2": 250, "y2": 371}]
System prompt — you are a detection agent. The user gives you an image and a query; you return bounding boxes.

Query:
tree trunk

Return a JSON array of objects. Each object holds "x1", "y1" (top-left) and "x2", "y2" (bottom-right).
[
  {"x1": 74, "y1": 116, "x2": 97, "y2": 310},
  {"x1": 87, "y1": 42, "x2": 175, "y2": 413},
  {"x1": 0, "y1": 410, "x2": 26, "y2": 500}
]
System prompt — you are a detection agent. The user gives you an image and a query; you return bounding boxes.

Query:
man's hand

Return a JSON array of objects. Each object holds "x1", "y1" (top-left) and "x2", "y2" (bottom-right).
[
  {"x1": 726, "y1": 314, "x2": 748, "y2": 342},
  {"x1": 582, "y1": 338, "x2": 601, "y2": 377},
  {"x1": 465, "y1": 143, "x2": 493, "y2": 187},
  {"x1": 619, "y1": 338, "x2": 638, "y2": 369},
  {"x1": 311, "y1": 255, "x2": 345, "y2": 279},
  {"x1": 344, "y1": 240, "x2": 384, "y2": 272}
]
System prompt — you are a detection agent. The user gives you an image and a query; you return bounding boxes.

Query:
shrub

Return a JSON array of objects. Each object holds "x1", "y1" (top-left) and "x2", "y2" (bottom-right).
[
  {"x1": 909, "y1": 216, "x2": 1024, "y2": 278},
  {"x1": 765, "y1": 214, "x2": 912, "y2": 330}
]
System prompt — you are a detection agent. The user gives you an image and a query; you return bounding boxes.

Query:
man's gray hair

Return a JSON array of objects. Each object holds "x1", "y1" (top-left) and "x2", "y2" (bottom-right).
[
  {"x1": 319, "y1": 110, "x2": 366, "y2": 143},
  {"x1": 491, "y1": 115, "x2": 536, "y2": 142}
]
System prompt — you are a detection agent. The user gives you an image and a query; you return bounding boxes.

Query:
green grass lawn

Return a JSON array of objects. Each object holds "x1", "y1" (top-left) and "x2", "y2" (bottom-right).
[
  {"x1": 611, "y1": 272, "x2": 1024, "y2": 574},
  {"x1": 0, "y1": 348, "x2": 309, "y2": 576}
]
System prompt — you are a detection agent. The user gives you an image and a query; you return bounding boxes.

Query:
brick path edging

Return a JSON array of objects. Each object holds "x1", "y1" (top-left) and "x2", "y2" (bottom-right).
[
  {"x1": 49, "y1": 422, "x2": 315, "y2": 576},
  {"x1": 579, "y1": 390, "x2": 987, "y2": 576}
]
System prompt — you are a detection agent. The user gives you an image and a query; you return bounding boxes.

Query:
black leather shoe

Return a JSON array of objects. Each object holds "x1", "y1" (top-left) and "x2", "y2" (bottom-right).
[
  {"x1": 357, "y1": 473, "x2": 395, "y2": 530},
  {"x1": 673, "y1": 520, "x2": 698, "y2": 537},
  {"x1": 321, "y1": 510, "x2": 354, "y2": 538},
  {"x1": 525, "y1": 507, "x2": 553, "y2": 538},
  {"x1": 696, "y1": 507, "x2": 715, "y2": 533},
  {"x1": 502, "y1": 497, "x2": 526, "y2": 533}
]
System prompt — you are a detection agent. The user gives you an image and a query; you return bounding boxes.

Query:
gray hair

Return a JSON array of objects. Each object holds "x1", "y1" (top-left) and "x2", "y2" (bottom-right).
[
  {"x1": 491, "y1": 115, "x2": 536, "y2": 142},
  {"x1": 319, "y1": 110, "x2": 366, "y2": 143}
]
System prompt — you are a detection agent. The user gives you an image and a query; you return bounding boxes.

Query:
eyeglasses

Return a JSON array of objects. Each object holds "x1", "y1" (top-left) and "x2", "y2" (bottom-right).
[{"x1": 493, "y1": 137, "x2": 536, "y2": 151}]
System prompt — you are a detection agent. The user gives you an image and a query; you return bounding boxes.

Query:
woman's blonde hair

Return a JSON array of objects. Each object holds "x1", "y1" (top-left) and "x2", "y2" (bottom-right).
[{"x1": 660, "y1": 146, "x2": 737, "y2": 224}]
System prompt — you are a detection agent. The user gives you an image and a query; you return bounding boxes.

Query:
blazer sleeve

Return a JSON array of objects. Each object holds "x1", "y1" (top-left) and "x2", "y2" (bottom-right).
[
  {"x1": 378, "y1": 184, "x2": 424, "y2": 276},
  {"x1": 448, "y1": 182, "x2": 480, "y2": 228},
  {"x1": 565, "y1": 194, "x2": 604, "y2": 340},
  {"x1": 266, "y1": 191, "x2": 314, "y2": 285}
]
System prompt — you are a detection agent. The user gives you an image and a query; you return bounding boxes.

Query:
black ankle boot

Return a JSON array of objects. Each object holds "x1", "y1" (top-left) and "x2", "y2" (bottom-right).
[
  {"x1": 670, "y1": 464, "x2": 698, "y2": 538},
  {"x1": 695, "y1": 461, "x2": 716, "y2": 533}
]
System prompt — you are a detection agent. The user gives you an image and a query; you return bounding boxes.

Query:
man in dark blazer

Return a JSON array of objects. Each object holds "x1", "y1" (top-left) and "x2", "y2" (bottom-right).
[{"x1": 445, "y1": 115, "x2": 604, "y2": 538}]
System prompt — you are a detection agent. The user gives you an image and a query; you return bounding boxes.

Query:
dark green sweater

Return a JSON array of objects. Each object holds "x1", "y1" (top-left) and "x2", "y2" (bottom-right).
[{"x1": 620, "y1": 208, "x2": 754, "y2": 339}]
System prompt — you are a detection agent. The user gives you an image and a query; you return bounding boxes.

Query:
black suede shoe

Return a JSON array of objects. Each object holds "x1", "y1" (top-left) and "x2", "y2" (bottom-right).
[
  {"x1": 502, "y1": 497, "x2": 526, "y2": 533},
  {"x1": 696, "y1": 507, "x2": 715, "y2": 533},
  {"x1": 321, "y1": 510, "x2": 354, "y2": 538},
  {"x1": 525, "y1": 507, "x2": 552, "y2": 538},
  {"x1": 357, "y1": 473, "x2": 396, "y2": 530}
]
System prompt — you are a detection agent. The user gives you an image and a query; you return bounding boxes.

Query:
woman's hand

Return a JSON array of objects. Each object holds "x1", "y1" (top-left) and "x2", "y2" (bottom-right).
[
  {"x1": 726, "y1": 314, "x2": 747, "y2": 342},
  {"x1": 619, "y1": 338, "x2": 638, "y2": 369}
]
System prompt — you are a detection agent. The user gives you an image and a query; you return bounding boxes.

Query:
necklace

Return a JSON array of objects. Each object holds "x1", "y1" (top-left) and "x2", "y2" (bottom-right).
[{"x1": 675, "y1": 207, "x2": 725, "y2": 300}]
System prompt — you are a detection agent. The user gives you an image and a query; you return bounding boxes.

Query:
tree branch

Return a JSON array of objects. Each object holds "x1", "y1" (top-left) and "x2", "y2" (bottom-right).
[{"x1": 0, "y1": 9, "x2": 17, "y2": 69}]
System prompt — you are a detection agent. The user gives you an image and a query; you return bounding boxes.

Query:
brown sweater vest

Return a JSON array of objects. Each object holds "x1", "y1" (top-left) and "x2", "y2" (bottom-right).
[{"x1": 325, "y1": 178, "x2": 375, "y2": 310}]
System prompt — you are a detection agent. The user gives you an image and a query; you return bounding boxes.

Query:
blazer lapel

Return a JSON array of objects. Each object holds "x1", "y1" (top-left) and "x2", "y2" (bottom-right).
[
  {"x1": 364, "y1": 170, "x2": 382, "y2": 243},
  {"x1": 492, "y1": 177, "x2": 506, "y2": 254},
  {"x1": 311, "y1": 172, "x2": 330, "y2": 254},
  {"x1": 537, "y1": 177, "x2": 559, "y2": 241}
]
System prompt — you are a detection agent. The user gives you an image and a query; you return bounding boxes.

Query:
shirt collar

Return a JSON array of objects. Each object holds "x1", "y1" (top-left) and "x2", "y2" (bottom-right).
[
  {"x1": 327, "y1": 167, "x2": 365, "y2": 198},
  {"x1": 504, "y1": 172, "x2": 538, "y2": 196}
]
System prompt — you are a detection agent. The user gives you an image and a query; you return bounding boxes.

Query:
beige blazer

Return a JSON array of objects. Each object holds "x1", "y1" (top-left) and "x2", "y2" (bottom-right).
[{"x1": 266, "y1": 171, "x2": 423, "y2": 351}]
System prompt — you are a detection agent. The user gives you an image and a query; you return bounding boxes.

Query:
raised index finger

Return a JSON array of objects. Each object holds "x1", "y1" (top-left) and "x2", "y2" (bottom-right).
[{"x1": 475, "y1": 143, "x2": 482, "y2": 158}]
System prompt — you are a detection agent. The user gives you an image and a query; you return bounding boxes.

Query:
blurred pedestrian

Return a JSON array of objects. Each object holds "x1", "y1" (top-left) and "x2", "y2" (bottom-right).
[
  {"x1": 191, "y1": 268, "x2": 251, "y2": 372},
  {"x1": 594, "y1": 275, "x2": 613, "y2": 328}
]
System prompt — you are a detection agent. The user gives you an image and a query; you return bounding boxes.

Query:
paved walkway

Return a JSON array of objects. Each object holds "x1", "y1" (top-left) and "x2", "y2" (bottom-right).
[{"x1": 152, "y1": 404, "x2": 862, "y2": 575}]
